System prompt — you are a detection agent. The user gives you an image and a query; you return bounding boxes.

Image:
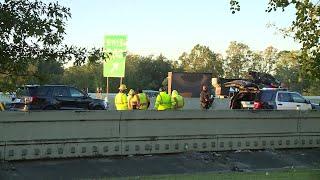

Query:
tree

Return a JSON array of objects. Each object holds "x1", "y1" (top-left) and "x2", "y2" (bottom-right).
[
  {"x1": 0, "y1": 0, "x2": 69, "y2": 75},
  {"x1": 230, "y1": 0, "x2": 320, "y2": 79},
  {"x1": 224, "y1": 41, "x2": 252, "y2": 78},
  {"x1": 260, "y1": 46, "x2": 278, "y2": 74},
  {"x1": 0, "y1": 0, "x2": 93, "y2": 91},
  {"x1": 274, "y1": 50, "x2": 320, "y2": 95},
  {"x1": 124, "y1": 54, "x2": 173, "y2": 90},
  {"x1": 62, "y1": 63, "x2": 107, "y2": 93},
  {"x1": 179, "y1": 44, "x2": 223, "y2": 77},
  {"x1": 275, "y1": 51, "x2": 302, "y2": 91}
]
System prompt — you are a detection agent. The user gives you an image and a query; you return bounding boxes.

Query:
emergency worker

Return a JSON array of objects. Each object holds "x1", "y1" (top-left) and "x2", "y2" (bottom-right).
[
  {"x1": 154, "y1": 87, "x2": 171, "y2": 110},
  {"x1": 128, "y1": 89, "x2": 139, "y2": 110},
  {"x1": 171, "y1": 90, "x2": 184, "y2": 110},
  {"x1": 137, "y1": 89, "x2": 150, "y2": 110},
  {"x1": 115, "y1": 84, "x2": 128, "y2": 110}
]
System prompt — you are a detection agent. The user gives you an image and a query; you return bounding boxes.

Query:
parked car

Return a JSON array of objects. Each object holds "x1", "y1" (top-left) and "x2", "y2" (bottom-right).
[
  {"x1": 311, "y1": 102, "x2": 320, "y2": 110},
  {"x1": 225, "y1": 80, "x2": 313, "y2": 110},
  {"x1": 10, "y1": 85, "x2": 107, "y2": 111},
  {"x1": 254, "y1": 89, "x2": 312, "y2": 110}
]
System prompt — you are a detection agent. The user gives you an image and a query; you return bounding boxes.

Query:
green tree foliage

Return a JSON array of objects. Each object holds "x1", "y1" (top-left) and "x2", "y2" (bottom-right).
[
  {"x1": 0, "y1": 0, "x2": 100, "y2": 91},
  {"x1": 50, "y1": 45, "x2": 320, "y2": 95},
  {"x1": 275, "y1": 50, "x2": 320, "y2": 95},
  {"x1": 224, "y1": 41, "x2": 252, "y2": 78},
  {"x1": 275, "y1": 51, "x2": 303, "y2": 91},
  {"x1": 258, "y1": 46, "x2": 279, "y2": 74},
  {"x1": 61, "y1": 54, "x2": 173, "y2": 93},
  {"x1": 0, "y1": 0, "x2": 70, "y2": 76},
  {"x1": 179, "y1": 44, "x2": 223, "y2": 77},
  {"x1": 30, "y1": 60, "x2": 64, "y2": 85},
  {"x1": 62, "y1": 63, "x2": 106, "y2": 93},
  {"x1": 230, "y1": 0, "x2": 320, "y2": 79},
  {"x1": 124, "y1": 54, "x2": 172, "y2": 91}
]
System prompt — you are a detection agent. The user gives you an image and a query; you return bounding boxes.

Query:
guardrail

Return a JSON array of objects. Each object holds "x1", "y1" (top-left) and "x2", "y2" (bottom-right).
[{"x1": 0, "y1": 110, "x2": 319, "y2": 161}]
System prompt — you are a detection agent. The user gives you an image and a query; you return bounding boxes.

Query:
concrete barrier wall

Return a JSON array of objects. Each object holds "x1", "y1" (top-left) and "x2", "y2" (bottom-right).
[{"x1": 0, "y1": 110, "x2": 319, "y2": 160}]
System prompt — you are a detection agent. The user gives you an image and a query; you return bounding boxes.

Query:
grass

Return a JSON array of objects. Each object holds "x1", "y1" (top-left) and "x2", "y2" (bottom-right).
[{"x1": 108, "y1": 169, "x2": 320, "y2": 180}]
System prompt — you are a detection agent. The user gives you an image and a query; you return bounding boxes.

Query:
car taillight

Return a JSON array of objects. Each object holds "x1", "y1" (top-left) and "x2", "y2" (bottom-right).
[
  {"x1": 25, "y1": 96, "x2": 37, "y2": 103},
  {"x1": 254, "y1": 101, "x2": 262, "y2": 109}
]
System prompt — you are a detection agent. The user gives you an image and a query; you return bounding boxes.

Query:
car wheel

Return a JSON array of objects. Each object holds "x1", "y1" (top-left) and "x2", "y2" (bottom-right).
[
  {"x1": 43, "y1": 106, "x2": 56, "y2": 110},
  {"x1": 94, "y1": 106, "x2": 104, "y2": 110}
]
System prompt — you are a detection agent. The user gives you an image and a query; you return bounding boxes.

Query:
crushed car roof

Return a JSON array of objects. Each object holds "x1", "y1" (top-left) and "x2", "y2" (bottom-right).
[{"x1": 224, "y1": 80, "x2": 259, "y2": 91}]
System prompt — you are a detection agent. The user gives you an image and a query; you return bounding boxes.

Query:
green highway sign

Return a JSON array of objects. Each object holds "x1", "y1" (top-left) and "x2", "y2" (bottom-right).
[{"x1": 103, "y1": 35, "x2": 127, "y2": 77}]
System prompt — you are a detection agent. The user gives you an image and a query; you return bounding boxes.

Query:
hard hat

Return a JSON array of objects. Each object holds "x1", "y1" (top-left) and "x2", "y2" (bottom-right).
[
  {"x1": 119, "y1": 84, "x2": 127, "y2": 90},
  {"x1": 128, "y1": 89, "x2": 135, "y2": 95},
  {"x1": 172, "y1": 90, "x2": 178, "y2": 96}
]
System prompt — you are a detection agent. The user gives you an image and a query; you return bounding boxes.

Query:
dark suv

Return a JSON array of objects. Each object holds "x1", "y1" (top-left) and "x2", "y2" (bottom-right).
[{"x1": 10, "y1": 85, "x2": 107, "y2": 111}]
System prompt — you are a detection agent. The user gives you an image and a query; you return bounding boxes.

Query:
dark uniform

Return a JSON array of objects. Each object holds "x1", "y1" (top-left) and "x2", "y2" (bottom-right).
[{"x1": 200, "y1": 90, "x2": 214, "y2": 110}]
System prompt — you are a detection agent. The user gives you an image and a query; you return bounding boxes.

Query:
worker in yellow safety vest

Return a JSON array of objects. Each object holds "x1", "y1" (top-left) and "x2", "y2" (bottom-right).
[
  {"x1": 137, "y1": 89, "x2": 150, "y2": 110},
  {"x1": 115, "y1": 84, "x2": 128, "y2": 110},
  {"x1": 0, "y1": 102, "x2": 5, "y2": 111},
  {"x1": 127, "y1": 89, "x2": 139, "y2": 110},
  {"x1": 154, "y1": 87, "x2": 171, "y2": 111},
  {"x1": 171, "y1": 90, "x2": 184, "y2": 110}
]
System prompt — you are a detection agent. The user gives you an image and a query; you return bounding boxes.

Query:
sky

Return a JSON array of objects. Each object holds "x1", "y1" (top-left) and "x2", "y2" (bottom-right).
[{"x1": 54, "y1": 0, "x2": 300, "y2": 59}]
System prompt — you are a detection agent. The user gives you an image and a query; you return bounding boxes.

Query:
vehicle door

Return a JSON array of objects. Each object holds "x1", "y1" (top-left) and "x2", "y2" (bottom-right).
[
  {"x1": 290, "y1": 92, "x2": 312, "y2": 110},
  {"x1": 69, "y1": 87, "x2": 90, "y2": 109},
  {"x1": 276, "y1": 91, "x2": 295, "y2": 110},
  {"x1": 52, "y1": 86, "x2": 74, "y2": 109},
  {"x1": 259, "y1": 90, "x2": 277, "y2": 109}
]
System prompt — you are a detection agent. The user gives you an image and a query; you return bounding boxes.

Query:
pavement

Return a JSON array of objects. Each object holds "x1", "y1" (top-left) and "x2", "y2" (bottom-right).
[{"x1": 1, "y1": 148, "x2": 320, "y2": 179}]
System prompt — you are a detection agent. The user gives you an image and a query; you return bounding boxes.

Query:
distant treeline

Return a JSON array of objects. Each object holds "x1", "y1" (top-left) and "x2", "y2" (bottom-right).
[{"x1": 9, "y1": 42, "x2": 319, "y2": 95}]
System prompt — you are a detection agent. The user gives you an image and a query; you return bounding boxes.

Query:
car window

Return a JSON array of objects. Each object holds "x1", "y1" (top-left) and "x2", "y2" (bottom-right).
[
  {"x1": 53, "y1": 87, "x2": 69, "y2": 97},
  {"x1": 277, "y1": 92, "x2": 292, "y2": 102},
  {"x1": 291, "y1": 93, "x2": 306, "y2": 103},
  {"x1": 34, "y1": 87, "x2": 52, "y2": 96},
  {"x1": 70, "y1": 88, "x2": 84, "y2": 97},
  {"x1": 260, "y1": 90, "x2": 277, "y2": 102}
]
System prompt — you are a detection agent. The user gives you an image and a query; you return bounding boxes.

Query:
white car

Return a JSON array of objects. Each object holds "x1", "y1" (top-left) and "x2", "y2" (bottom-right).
[
  {"x1": 274, "y1": 91, "x2": 312, "y2": 110},
  {"x1": 226, "y1": 80, "x2": 313, "y2": 110}
]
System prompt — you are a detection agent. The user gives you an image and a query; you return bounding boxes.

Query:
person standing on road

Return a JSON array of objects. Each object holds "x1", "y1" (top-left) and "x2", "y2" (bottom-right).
[
  {"x1": 171, "y1": 90, "x2": 184, "y2": 110},
  {"x1": 127, "y1": 89, "x2": 140, "y2": 110},
  {"x1": 154, "y1": 87, "x2": 171, "y2": 111},
  {"x1": 127, "y1": 89, "x2": 134, "y2": 110},
  {"x1": 200, "y1": 85, "x2": 214, "y2": 110},
  {"x1": 96, "y1": 87, "x2": 102, "y2": 99},
  {"x1": 137, "y1": 89, "x2": 150, "y2": 110},
  {"x1": 115, "y1": 84, "x2": 128, "y2": 110}
]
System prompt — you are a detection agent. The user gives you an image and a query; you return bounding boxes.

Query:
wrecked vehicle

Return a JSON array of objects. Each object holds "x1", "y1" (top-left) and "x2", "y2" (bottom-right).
[{"x1": 225, "y1": 71, "x2": 313, "y2": 110}]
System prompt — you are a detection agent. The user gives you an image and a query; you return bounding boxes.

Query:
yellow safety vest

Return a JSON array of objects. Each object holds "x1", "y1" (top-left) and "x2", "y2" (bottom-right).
[
  {"x1": 115, "y1": 93, "x2": 128, "y2": 110},
  {"x1": 172, "y1": 95, "x2": 184, "y2": 110},
  {"x1": 155, "y1": 92, "x2": 171, "y2": 111},
  {"x1": 128, "y1": 95, "x2": 139, "y2": 110},
  {"x1": 138, "y1": 93, "x2": 149, "y2": 110}
]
